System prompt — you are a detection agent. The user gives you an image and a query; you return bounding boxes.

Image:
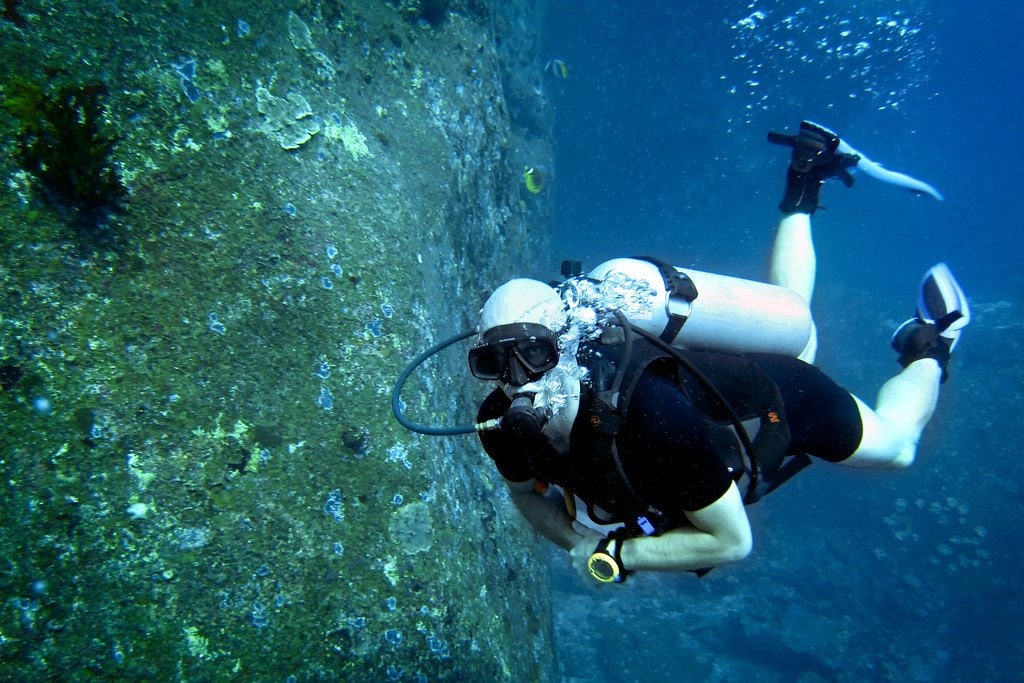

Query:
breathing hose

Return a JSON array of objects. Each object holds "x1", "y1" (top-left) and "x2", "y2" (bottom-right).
[
  {"x1": 624, "y1": 323, "x2": 761, "y2": 501},
  {"x1": 391, "y1": 329, "x2": 496, "y2": 436}
]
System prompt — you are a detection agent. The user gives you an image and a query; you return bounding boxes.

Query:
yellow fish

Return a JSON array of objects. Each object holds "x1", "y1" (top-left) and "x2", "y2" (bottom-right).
[
  {"x1": 523, "y1": 166, "x2": 544, "y2": 194},
  {"x1": 545, "y1": 59, "x2": 569, "y2": 79}
]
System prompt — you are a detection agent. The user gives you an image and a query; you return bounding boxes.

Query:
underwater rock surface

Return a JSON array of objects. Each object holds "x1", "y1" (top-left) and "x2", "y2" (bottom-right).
[{"x1": 0, "y1": 1, "x2": 555, "y2": 679}]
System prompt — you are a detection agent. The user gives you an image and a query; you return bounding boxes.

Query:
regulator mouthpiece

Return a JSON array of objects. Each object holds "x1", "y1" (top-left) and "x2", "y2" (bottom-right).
[{"x1": 501, "y1": 394, "x2": 548, "y2": 439}]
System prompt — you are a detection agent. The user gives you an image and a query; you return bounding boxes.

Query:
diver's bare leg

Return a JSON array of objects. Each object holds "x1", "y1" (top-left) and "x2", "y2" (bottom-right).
[
  {"x1": 844, "y1": 359, "x2": 942, "y2": 468},
  {"x1": 841, "y1": 264, "x2": 968, "y2": 468},
  {"x1": 769, "y1": 212, "x2": 817, "y2": 362}
]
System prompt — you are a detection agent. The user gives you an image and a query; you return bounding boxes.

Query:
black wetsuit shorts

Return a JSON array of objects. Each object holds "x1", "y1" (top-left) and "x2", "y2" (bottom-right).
[{"x1": 746, "y1": 353, "x2": 863, "y2": 462}]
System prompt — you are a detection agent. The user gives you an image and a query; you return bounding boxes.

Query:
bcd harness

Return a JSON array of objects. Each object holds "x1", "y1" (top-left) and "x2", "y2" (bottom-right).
[{"x1": 567, "y1": 314, "x2": 813, "y2": 540}]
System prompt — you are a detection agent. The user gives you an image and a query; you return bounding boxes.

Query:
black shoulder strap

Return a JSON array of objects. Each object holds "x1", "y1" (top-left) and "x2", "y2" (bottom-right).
[
  {"x1": 583, "y1": 336, "x2": 812, "y2": 516},
  {"x1": 678, "y1": 351, "x2": 810, "y2": 501},
  {"x1": 580, "y1": 338, "x2": 681, "y2": 533}
]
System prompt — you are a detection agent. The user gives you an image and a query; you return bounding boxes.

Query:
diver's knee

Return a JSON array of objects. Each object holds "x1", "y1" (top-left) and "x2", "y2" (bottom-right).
[
  {"x1": 846, "y1": 433, "x2": 917, "y2": 469},
  {"x1": 890, "y1": 445, "x2": 916, "y2": 469},
  {"x1": 844, "y1": 396, "x2": 918, "y2": 468},
  {"x1": 797, "y1": 323, "x2": 817, "y2": 364}
]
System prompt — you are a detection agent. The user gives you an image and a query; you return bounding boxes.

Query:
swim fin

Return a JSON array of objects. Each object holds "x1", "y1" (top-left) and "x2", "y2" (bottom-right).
[
  {"x1": 891, "y1": 263, "x2": 970, "y2": 381},
  {"x1": 768, "y1": 121, "x2": 859, "y2": 214},
  {"x1": 918, "y1": 262, "x2": 970, "y2": 343}
]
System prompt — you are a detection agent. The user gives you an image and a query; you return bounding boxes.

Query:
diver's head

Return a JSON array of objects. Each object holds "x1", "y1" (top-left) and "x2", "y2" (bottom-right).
[
  {"x1": 477, "y1": 278, "x2": 567, "y2": 331},
  {"x1": 469, "y1": 279, "x2": 567, "y2": 387}
]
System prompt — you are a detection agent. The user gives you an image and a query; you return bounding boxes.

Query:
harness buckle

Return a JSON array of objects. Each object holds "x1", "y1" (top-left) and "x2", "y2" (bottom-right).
[{"x1": 636, "y1": 515, "x2": 656, "y2": 536}]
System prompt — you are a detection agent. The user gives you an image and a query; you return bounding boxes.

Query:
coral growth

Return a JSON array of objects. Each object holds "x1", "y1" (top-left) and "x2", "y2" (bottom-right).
[
  {"x1": 1, "y1": 0, "x2": 27, "y2": 28},
  {"x1": 396, "y1": 0, "x2": 451, "y2": 27},
  {"x1": 2, "y1": 79, "x2": 127, "y2": 246}
]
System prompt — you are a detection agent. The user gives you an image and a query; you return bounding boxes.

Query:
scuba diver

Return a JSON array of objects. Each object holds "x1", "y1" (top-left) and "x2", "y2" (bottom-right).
[
  {"x1": 462, "y1": 121, "x2": 969, "y2": 583},
  {"x1": 390, "y1": 121, "x2": 968, "y2": 582}
]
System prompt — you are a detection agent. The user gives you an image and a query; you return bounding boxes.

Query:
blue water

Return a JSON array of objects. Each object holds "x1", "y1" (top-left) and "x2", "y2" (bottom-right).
[{"x1": 539, "y1": 1, "x2": 1023, "y2": 680}]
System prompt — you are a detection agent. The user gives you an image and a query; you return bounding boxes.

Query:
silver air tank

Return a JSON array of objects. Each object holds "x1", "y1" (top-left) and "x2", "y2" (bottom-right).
[{"x1": 588, "y1": 258, "x2": 813, "y2": 358}]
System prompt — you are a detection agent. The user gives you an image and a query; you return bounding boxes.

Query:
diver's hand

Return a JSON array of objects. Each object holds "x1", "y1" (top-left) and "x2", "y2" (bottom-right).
[
  {"x1": 569, "y1": 539, "x2": 592, "y2": 579},
  {"x1": 571, "y1": 530, "x2": 635, "y2": 585},
  {"x1": 569, "y1": 532, "x2": 611, "y2": 584},
  {"x1": 768, "y1": 121, "x2": 859, "y2": 187}
]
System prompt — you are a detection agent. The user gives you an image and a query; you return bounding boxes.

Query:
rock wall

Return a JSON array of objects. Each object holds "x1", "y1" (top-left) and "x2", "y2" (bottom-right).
[{"x1": 0, "y1": 1, "x2": 556, "y2": 679}]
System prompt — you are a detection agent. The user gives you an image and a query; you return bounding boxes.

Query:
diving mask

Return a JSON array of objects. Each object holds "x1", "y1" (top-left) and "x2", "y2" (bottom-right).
[{"x1": 468, "y1": 323, "x2": 560, "y2": 386}]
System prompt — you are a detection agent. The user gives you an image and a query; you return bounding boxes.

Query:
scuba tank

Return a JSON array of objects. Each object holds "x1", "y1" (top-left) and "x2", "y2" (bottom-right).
[
  {"x1": 392, "y1": 257, "x2": 814, "y2": 436},
  {"x1": 586, "y1": 257, "x2": 813, "y2": 357}
]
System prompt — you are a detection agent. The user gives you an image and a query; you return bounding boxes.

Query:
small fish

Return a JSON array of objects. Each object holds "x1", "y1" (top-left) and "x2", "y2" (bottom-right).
[
  {"x1": 523, "y1": 166, "x2": 544, "y2": 194},
  {"x1": 545, "y1": 59, "x2": 569, "y2": 79}
]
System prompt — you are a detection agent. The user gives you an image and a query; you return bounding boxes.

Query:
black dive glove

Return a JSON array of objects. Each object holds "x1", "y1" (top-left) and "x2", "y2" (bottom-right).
[{"x1": 768, "y1": 121, "x2": 860, "y2": 214}]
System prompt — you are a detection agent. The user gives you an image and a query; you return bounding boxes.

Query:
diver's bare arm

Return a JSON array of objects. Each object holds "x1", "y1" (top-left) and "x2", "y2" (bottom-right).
[
  {"x1": 619, "y1": 482, "x2": 753, "y2": 572},
  {"x1": 505, "y1": 478, "x2": 585, "y2": 551}
]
